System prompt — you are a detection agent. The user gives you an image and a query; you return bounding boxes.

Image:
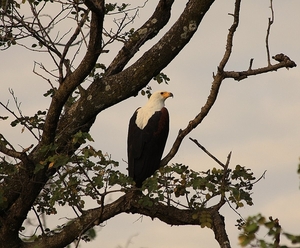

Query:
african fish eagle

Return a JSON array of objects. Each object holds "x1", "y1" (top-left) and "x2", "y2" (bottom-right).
[{"x1": 127, "y1": 91, "x2": 173, "y2": 187}]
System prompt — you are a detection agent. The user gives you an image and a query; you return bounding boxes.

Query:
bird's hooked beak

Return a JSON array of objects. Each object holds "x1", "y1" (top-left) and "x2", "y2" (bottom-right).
[{"x1": 162, "y1": 91, "x2": 174, "y2": 99}]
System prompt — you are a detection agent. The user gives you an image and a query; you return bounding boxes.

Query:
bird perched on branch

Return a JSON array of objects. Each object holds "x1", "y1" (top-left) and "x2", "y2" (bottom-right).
[{"x1": 127, "y1": 91, "x2": 173, "y2": 187}]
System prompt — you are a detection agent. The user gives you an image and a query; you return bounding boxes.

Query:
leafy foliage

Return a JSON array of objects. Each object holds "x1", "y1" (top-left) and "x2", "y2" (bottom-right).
[
  {"x1": 139, "y1": 163, "x2": 256, "y2": 212},
  {"x1": 35, "y1": 145, "x2": 129, "y2": 216},
  {"x1": 10, "y1": 110, "x2": 46, "y2": 131},
  {"x1": 238, "y1": 214, "x2": 300, "y2": 248}
]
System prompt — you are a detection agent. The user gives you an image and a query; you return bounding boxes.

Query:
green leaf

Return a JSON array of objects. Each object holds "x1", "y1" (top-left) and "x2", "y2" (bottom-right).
[
  {"x1": 34, "y1": 162, "x2": 45, "y2": 173},
  {"x1": 245, "y1": 223, "x2": 259, "y2": 234},
  {"x1": 192, "y1": 213, "x2": 198, "y2": 220}
]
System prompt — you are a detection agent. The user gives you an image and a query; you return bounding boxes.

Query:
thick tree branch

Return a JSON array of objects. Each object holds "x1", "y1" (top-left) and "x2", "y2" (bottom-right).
[
  {"x1": 105, "y1": 0, "x2": 175, "y2": 76},
  {"x1": 211, "y1": 211, "x2": 231, "y2": 248},
  {"x1": 22, "y1": 191, "x2": 229, "y2": 248}
]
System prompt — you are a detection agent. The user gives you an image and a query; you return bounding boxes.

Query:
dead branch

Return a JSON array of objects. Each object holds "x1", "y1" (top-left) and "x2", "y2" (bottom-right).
[
  {"x1": 266, "y1": 0, "x2": 274, "y2": 66},
  {"x1": 189, "y1": 137, "x2": 226, "y2": 168},
  {"x1": 224, "y1": 54, "x2": 296, "y2": 81}
]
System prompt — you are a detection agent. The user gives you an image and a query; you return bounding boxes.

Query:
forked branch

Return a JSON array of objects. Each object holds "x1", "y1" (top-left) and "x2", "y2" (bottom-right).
[{"x1": 224, "y1": 54, "x2": 296, "y2": 81}]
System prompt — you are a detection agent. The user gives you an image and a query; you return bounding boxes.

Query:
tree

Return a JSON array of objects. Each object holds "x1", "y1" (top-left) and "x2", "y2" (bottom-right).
[{"x1": 0, "y1": 0, "x2": 298, "y2": 247}]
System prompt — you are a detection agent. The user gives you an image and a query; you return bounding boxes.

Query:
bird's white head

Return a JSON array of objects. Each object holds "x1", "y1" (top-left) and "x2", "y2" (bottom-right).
[
  {"x1": 135, "y1": 91, "x2": 173, "y2": 129},
  {"x1": 146, "y1": 91, "x2": 173, "y2": 109}
]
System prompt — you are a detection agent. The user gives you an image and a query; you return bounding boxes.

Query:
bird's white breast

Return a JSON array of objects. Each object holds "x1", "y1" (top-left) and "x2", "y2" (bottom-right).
[
  {"x1": 135, "y1": 107, "x2": 156, "y2": 129},
  {"x1": 135, "y1": 94, "x2": 165, "y2": 129}
]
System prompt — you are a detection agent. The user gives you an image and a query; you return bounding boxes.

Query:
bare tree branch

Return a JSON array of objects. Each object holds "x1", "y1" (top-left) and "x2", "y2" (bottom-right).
[
  {"x1": 224, "y1": 55, "x2": 296, "y2": 81},
  {"x1": 105, "y1": 0, "x2": 175, "y2": 76},
  {"x1": 0, "y1": 90, "x2": 40, "y2": 141},
  {"x1": 189, "y1": 138, "x2": 226, "y2": 168},
  {"x1": 266, "y1": 0, "x2": 274, "y2": 66}
]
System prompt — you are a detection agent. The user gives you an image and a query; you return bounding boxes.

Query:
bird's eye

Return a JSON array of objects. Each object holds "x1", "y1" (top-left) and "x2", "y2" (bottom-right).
[{"x1": 160, "y1": 92, "x2": 164, "y2": 95}]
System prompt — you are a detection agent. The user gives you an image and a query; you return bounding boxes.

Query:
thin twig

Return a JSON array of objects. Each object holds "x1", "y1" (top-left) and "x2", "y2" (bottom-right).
[
  {"x1": 248, "y1": 58, "x2": 254, "y2": 70},
  {"x1": 0, "y1": 90, "x2": 40, "y2": 141},
  {"x1": 266, "y1": 0, "x2": 274, "y2": 66},
  {"x1": 32, "y1": 206, "x2": 45, "y2": 235},
  {"x1": 58, "y1": 9, "x2": 90, "y2": 83},
  {"x1": 33, "y1": 61, "x2": 57, "y2": 87},
  {"x1": 252, "y1": 170, "x2": 267, "y2": 185},
  {"x1": 225, "y1": 196, "x2": 245, "y2": 222},
  {"x1": 219, "y1": 0, "x2": 241, "y2": 71},
  {"x1": 189, "y1": 137, "x2": 225, "y2": 168}
]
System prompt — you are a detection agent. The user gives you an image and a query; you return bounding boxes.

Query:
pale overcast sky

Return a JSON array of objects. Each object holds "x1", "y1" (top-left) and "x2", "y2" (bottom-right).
[{"x1": 1, "y1": 0, "x2": 300, "y2": 247}]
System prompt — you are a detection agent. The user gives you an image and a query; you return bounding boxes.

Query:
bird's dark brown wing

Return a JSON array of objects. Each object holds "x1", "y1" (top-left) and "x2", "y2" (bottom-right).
[{"x1": 127, "y1": 107, "x2": 169, "y2": 187}]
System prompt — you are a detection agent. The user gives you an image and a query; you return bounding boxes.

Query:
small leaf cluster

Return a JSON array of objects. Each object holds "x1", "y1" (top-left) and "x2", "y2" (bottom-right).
[
  {"x1": 10, "y1": 110, "x2": 46, "y2": 131},
  {"x1": 153, "y1": 72, "x2": 170, "y2": 85},
  {"x1": 227, "y1": 164, "x2": 255, "y2": 209},
  {"x1": 43, "y1": 88, "x2": 56, "y2": 98},
  {"x1": 239, "y1": 214, "x2": 300, "y2": 247},
  {"x1": 140, "y1": 72, "x2": 170, "y2": 99},
  {"x1": 89, "y1": 63, "x2": 106, "y2": 80},
  {"x1": 72, "y1": 130, "x2": 94, "y2": 145},
  {"x1": 105, "y1": 3, "x2": 129, "y2": 14},
  {"x1": 0, "y1": 30, "x2": 17, "y2": 47},
  {"x1": 192, "y1": 211, "x2": 213, "y2": 228},
  {"x1": 140, "y1": 86, "x2": 153, "y2": 99}
]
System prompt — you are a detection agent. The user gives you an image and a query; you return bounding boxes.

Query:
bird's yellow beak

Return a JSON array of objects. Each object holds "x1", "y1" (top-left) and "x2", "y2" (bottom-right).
[{"x1": 162, "y1": 92, "x2": 173, "y2": 99}]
